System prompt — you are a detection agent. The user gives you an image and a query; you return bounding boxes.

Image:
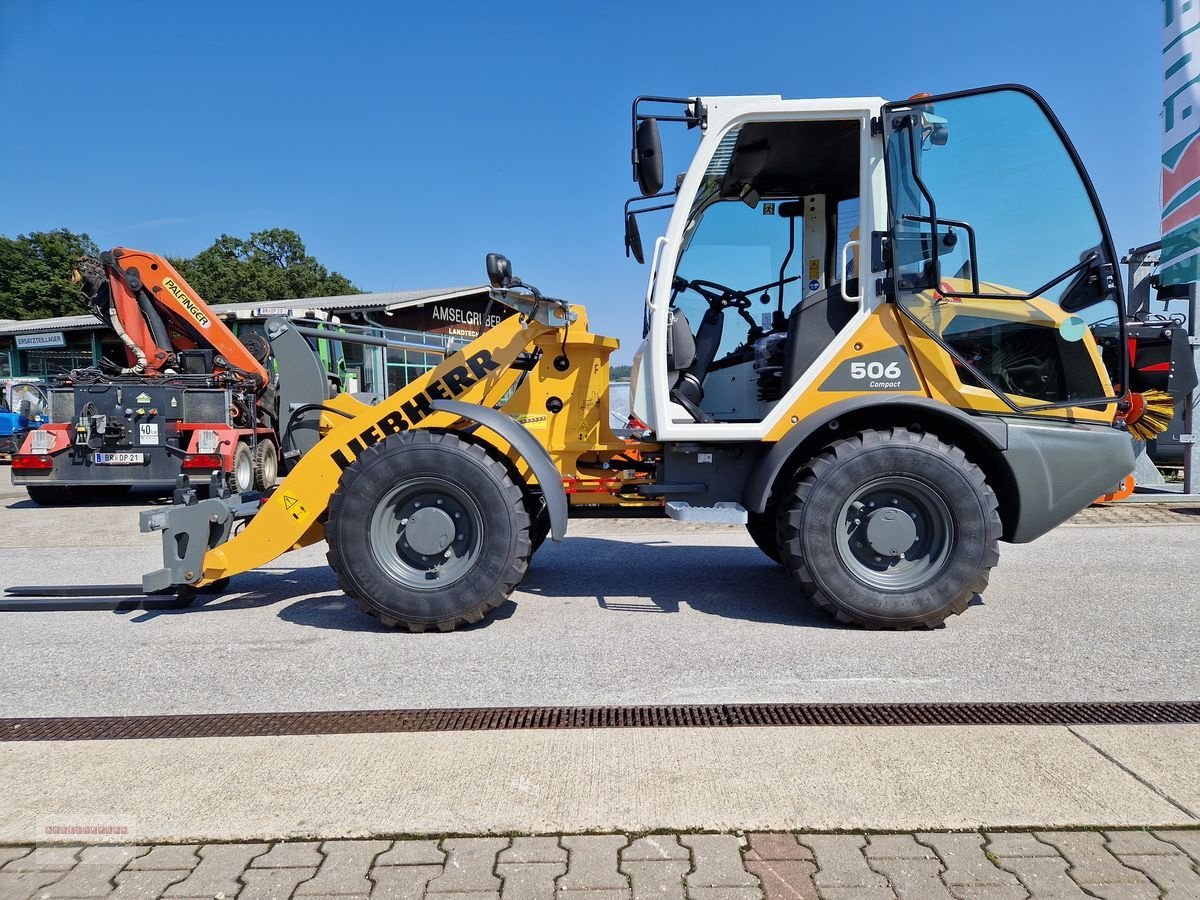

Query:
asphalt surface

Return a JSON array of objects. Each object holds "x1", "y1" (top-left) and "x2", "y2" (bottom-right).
[{"x1": 0, "y1": 481, "x2": 1197, "y2": 717}]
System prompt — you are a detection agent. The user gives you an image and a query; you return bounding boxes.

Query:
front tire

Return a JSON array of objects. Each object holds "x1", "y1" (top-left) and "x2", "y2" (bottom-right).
[
  {"x1": 746, "y1": 508, "x2": 782, "y2": 564},
  {"x1": 779, "y1": 428, "x2": 1001, "y2": 629},
  {"x1": 326, "y1": 430, "x2": 531, "y2": 632}
]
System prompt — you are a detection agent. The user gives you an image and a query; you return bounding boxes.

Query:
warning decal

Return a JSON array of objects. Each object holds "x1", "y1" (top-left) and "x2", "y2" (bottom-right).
[{"x1": 281, "y1": 492, "x2": 310, "y2": 522}]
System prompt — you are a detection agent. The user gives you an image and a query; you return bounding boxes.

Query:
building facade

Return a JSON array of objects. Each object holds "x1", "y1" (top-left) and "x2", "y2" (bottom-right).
[{"x1": 0, "y1": 286, "x2": 511, "y2": 397}]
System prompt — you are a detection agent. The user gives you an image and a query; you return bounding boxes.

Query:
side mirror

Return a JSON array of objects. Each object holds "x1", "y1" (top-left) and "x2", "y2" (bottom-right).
[
  {"x1": 923, "y1": 112, "x2": 949, "y2": 146},
  {"x1": 624, "y1": 212, "x2": 645, "y2": 264},
  {"x1": 486, "y1": 252, "x2": 513, "y2": 289},
  {"x1": 635, "y1": 118, "x2": 664, "y2": 197}
]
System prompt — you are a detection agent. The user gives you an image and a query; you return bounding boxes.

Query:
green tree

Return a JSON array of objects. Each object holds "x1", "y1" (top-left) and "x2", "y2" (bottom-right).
[
  {"x1": 0, "y1": 228, "x2": 100, "y2": 320},
  {"x1": 169, "y1": 228, "x2": 359, "y2": 303}
]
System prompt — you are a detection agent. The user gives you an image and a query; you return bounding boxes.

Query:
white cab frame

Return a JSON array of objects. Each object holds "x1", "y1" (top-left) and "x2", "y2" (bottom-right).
[{"x1": 640, "y1": 95, "x2": 889, "y2": 442}]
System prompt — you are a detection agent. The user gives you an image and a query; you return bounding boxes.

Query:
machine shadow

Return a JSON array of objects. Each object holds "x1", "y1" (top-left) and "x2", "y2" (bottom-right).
[
  {"x1": 133, "y1": 535, "x2": 967, "y2": 632},
  {"x1": 520, "y1": 536, "x2": 843, "y2": 629}
]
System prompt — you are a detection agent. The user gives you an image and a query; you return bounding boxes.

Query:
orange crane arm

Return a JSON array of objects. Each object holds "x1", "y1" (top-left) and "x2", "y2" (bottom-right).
[{"x1": 99, "y1": 248, "x2": 268, "y2": 384}]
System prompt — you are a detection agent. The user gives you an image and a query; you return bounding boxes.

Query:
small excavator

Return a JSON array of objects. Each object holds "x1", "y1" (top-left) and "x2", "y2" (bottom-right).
[
  {"x1": 7, "y1": 84, "x2": 1188, "y2": 629},
  {"x1": 10, "y1": 250, "x2": 306, "y2": 504}
]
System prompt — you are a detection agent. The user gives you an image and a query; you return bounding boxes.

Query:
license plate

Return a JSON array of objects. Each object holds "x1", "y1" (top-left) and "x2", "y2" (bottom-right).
[{"x1": 94, "y1": 452, "x2": 145, "y2": 465}]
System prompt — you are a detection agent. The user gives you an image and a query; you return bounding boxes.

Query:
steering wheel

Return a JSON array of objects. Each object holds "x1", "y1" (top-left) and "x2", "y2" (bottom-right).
[{"x1": 677, "y1": 277, "x2": 753, "y2": 310}]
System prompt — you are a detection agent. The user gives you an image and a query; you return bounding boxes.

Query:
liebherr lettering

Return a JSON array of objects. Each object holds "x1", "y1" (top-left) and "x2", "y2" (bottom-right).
[{"x1": 330, "y1": 350, "x2": 500, "y2": 471}]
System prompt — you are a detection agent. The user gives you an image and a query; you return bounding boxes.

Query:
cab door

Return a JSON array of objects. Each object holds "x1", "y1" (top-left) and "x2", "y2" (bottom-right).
[{"x1": 882, "y1": 85, "x2": 1126, "y2": 417}]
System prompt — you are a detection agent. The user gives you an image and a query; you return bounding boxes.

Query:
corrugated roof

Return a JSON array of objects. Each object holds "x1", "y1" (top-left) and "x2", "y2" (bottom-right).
[{"x1": 0, "y1": 287, "x2": 490, "y2": 337}]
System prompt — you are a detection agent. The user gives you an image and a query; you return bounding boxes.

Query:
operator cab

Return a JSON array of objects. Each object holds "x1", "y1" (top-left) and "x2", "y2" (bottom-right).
[{"x1": 664, "y1": 118, "x2": 863, "y2": 422}]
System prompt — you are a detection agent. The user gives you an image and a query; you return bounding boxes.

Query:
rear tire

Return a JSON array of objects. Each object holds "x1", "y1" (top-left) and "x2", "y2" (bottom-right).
[
  {"x1": 228, "y1": 442, "x2": 255, "y2": 494},
  {"x1": 252, "y1": 440, "x2": 278, "y2": 491},
  {"x1": 326, "y1": 430, "x2": 531, "y2": 632},
  {"x1": 746, "y1": 507, "x2": 782, "y2": 564},
  {"x1": 779, "y1": 427, "x2": 1001, "y2": 629},
  {"x1": 26, "y1": 485, "x2": 90, "y2": 506}
]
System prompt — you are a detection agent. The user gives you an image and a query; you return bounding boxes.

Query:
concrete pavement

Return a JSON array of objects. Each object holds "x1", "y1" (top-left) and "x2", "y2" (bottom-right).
[
  {"x1": 0, "y1": 493, "x2": 1198, "y2": 716},
  {"x1": 2, "y1": 725, "x2": 1198, "y2": 843}
]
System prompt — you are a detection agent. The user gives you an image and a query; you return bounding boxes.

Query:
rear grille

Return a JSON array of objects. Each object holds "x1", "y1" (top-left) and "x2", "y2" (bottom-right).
[
  {"x1": 181, "y1": 389, "x2": 230, "y2": 425},
  {"x1": 2, "y1": 701, "x2": 1196, "y2": 743}
]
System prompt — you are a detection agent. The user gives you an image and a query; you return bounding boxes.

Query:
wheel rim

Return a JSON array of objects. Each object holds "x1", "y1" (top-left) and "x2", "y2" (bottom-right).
[
  {"x1": 260, "y1": 445, "x2": 278, "y2": 487},
  {"x1": 234, "y1": 450, "x2": 254, "y2": 492},
  {"x1": 834, "y1": 475, "x2": 954, "y2": 591},
  {"x1": 368, "y1": 476, "x2": 484, "y2": 590}
]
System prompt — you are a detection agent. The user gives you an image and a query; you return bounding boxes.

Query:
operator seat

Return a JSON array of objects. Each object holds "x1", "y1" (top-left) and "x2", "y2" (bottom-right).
[{"x1": 781, "y1": 280, "x2": 859, "y2": 390}]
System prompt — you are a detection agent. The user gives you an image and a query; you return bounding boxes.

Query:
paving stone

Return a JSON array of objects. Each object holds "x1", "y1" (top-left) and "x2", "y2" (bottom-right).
[
  {"x1": 741, "y1": 858, "x2": 817, "y2": 900},
  {"x1": 0, "y1": 849, "x2": 32, "y2": 868},
  {"x1": 241, "y1": 865, "x2": 318, "y2": 899},
  {"x1": 687, "y1": 889, "x2": 761, "y2": 900},
  {"x1": 375, "y1": 841, "x2": 445, "y2": 867},
  {"x1": 162, "y1": 842, "x2": 268, "y2": 897},
  {"x1": 868, "y1": 857, "x2": 950, "y2": 898},
  {"x1": 1083, "y1": 886, "x2": 1165, "y2": 900},
  {"x1": 949, "y1": 888, "x2": 1028, "y2": 900},
  {"x1": 619, "y1": 859, "x2": 687, "y2": 900},
  {"x1": 296, "y1": 840, "x2": 390, "y2": 896},
  {"x1": 621, "y1": 836, "x2": 689, "y2": 862},
  {"x1": 124, "y1": 846, "x2": 200, "y2": 871},
  {"x1": 742, "y1": 836, "x2": 812, "y2": 863},
  {"x1": 679, "y1": 835, "x2": 757, "y2": 890},
  {"x1": 498, "y1": 860, "x2": 567, "y2": 900},
  {"x1": 982, "y1": 834, "x2": 1059, "y2": 858},
  {"x1": 555, "y1": 893, "x2": 629, "y2": 900},
  {"x1": 1115, "y1": 852, "x2": 1200, "y2": 895},
  {"x1": 558, "y1": 836, "x2": 630, "y2": 893},
  {"x1": 2, "y1": 847, "x2": 79, "y2": 872},
  {"x1": 371, "y1": 865, "x2": 443, "y2": 900},
  {"x1": 916, "y1": 834, "x2": 1021, "y2": 888},
  {"x1": 1152, "y1": 828, "x2": 1200, "y2": 863},
  {"x1": 0, "y1": 870, "x2": 68, "y2": 899},
  {"x1": 1034, "y1": 832, "x2": 1157, "y2": 895},
  {"x1": 426, "y1": 838, "x2": 508, "y2": 894},
  {"x1": 994, "y1": 856, "x2": 1092, "y2": 898},
  {"x1": 817, "y1": 889, "x2": 895, "y2": 900},
  {"x1": 864, "y1": 835, "x2": 940, "y2": 860},
  {"x1": 108, "y1": 869, "x2": 193, "y2": 900},
  {"x1": 39, "y1": 846, "x2": 149, "y2": 897},
  {"x1": 1103, "y1": 830, "x2": 1179, "y2": 855},
  {"x1": 795, "y1": 835, "x2": 886, "y2": 890},
  {"x1": 500, "y1": 838, "x2": 567, "y2": 865},
  {"x1": 252, "y1": 840, "x2": 324, "y2": 868}
]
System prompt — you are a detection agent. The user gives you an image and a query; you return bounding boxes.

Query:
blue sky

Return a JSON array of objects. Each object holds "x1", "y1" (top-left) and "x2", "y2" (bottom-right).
[{"x1": 0, "y1": 1, "x2": 1160, "y2": 362}]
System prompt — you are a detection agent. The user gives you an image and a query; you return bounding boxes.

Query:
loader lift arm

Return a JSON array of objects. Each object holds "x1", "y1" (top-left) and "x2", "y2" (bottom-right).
[{"x1": 141, "y1": 291, "x2": 573, "y2": 595}]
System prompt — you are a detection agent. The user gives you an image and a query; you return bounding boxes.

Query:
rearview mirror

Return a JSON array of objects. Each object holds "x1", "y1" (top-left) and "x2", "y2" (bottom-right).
[
  {"x1": 635, "y1": 118, "x2": 664, "y2": 196},
  {"x1": 624, "y1": 212, "x2": 645, "y2": 264},
  {"x1": 485, "y1": 253, "x2": 512, "y2": 289},
  {"x1": 923, "y1": 112, "x2": 949, "y2": 146}
]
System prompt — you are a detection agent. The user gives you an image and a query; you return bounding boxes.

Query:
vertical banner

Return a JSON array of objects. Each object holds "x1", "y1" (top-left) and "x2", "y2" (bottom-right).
[{"x1": 1163, "y1": 1, "x2": 1200, "y2": 285}]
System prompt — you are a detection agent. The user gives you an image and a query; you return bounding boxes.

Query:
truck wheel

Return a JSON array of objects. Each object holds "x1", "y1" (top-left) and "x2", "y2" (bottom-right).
[
  {"x1": 746, "y1": 508, "x2": 782, "y2": 564},
  {"x1": 252, "y1": 440, "x2": 278, "y2": 491},
  {"x1": 228, "y1": 442, "x2": 255, "y2": 494},
  {"x1": 779, "y1": 428, "x2": 1001, "y2": 629},
  {"x1": 26, "y1": 485, "x2": 89, "y2": 506},
  {"x1": 326, "y1": 430, "x2": 531, "y2": 632}
]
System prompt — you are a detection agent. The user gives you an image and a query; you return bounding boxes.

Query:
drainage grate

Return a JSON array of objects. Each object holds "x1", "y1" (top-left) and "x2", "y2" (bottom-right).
[{"x1": 2, "y1": 702, "x2": 1197, "y2": 743}]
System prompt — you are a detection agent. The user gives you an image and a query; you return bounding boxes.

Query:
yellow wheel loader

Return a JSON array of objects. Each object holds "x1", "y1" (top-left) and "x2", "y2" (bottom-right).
[{"x1": 8, "y1": 85, "x2": 1138, "y2": 630}]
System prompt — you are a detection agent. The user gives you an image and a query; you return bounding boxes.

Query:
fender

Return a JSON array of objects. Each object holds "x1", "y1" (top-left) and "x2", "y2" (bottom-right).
[
  {"x1": 431, "y1": 399, "x2": 568, "y2": 542},
  {"x1": 743, "y1": 395, "x2": 1010, "y2": 513}
]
